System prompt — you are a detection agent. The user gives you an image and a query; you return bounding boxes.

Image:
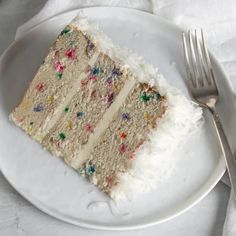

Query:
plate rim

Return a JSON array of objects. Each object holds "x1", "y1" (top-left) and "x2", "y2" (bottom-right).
[{"x1": 0, "y1": 6, "x2": 227, "y2": 231}]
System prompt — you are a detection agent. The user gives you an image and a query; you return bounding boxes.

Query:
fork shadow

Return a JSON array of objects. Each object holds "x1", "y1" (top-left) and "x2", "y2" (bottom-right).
[{"x1": 210, "y1": 182, "x2": 230, "y2": 236}]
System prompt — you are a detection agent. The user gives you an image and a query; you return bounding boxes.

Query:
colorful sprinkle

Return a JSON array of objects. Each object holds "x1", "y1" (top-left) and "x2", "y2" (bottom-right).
[
  {"x1": 48, "y1": 95, "x2": 54, "y2": 104},
  {"x1": 148, "y1": 123, "x2": 157, "y2": 129},
  {"x1": 144, "y1": 112, "x2": 151, "y2": 120},
  {"x1": 66, "y1": 121, "x2": 73, "y2": 130},
  {"x1": 119, "y1": 132, "x2": 127, "y2": 139},
  {"x1": 60, "y1": 28, "x2": 70, "y2": 35},
  {"x1": 35, "y1": 83, "x2": 45, "y2": 92},
  {"x1": 65, "y1": 48, "x2": 76, "y2": 59},
  {"x1": 77, "y1": 111, "x2": 84, "y2": 117},
  {"x1": 140, "y1": 92, "x2": 153, "y2": 102},
  {"x1": 64, "y1": 107, "x2": 69, "y2": 112},
  {"x1": 112, "y1": 68, "x2": 122, "y2": 77},
  {"x1": 86, "y1": 41, "x2": 95, "y2": 58},
  {"x1": 122, "y1": 113, "x2": 130, "y2": 121},
  {"x1": 92, "y1": 67, "x2": 100, "y2": 75},
  {"x1": 156, "y1": 92, "x2": 162, "y2": 100},
  {"x1": 59, "y1": 132, "x2": 66, "y2": 140},
  {"x1": 54, "y1": 61, "x2": 65, "y2": 73},
  {"x1": 85, "y1": 161, "x2": 96, "y2": 175},
  {"x1": 81, "y1": 79, "x2": 88, "y2": 86},
  {"x1": 84, "y1": 123, "x2": 93, "y2": 132},
  {"x1": 55, "y1": 72, "x2": 63, "y2": 79},
  {"x1": 107, "y1": 92, "x2": 114, "y2": 103},
  {"x1": 28, "y1": 126, "x2": 33, "y2": 132},
  {"x1": 85, "y1": 161, "x2": 96, "y2": 176},
  {"x1": 119, "y1": 143, "x2": 127, "y2": 153},
  {"x1": 89, "y1": 75, "x2": 97, "y2": 81},
  {"x1": 114, "y1": 83, "x2": 121, "y2": 91},
  {"x1": 105, "y1": 175, "x2": 114, "y2": 188},
  {"x1": 33, "y1": 104, "x2": 44, "y2": 112}
]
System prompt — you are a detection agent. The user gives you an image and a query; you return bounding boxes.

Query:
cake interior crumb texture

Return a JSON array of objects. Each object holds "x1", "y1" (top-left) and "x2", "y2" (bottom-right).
[{"x1": 10, "y1": 15, "x2": 203, "y2": 201}]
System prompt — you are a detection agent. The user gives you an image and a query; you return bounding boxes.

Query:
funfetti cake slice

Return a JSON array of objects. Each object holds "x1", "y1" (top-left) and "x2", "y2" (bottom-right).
[{"x1": 10, "y1": 15, "x2": 202, "y2": 200}]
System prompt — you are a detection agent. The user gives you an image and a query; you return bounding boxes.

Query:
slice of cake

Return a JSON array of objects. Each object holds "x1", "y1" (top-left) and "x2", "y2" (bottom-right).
[{"x1": 10, "y1": 15, "x2": 202, "y2": 200}]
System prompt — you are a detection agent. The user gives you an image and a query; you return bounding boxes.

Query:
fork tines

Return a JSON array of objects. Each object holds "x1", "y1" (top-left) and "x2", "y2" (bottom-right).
[{"x1": 182, "y1": 30, "x2": 215, "y2": 89}]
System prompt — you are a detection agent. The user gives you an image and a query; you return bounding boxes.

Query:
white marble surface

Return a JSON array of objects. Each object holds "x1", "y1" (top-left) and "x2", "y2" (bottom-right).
[{"x1": 0, "y1": 0, "x2": 231, "y2": 235}]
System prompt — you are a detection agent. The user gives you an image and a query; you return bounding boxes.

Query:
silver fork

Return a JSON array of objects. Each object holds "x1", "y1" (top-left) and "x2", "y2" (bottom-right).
[{"x1": 182, "y1": 30, "x2": 236, "y2": 199}]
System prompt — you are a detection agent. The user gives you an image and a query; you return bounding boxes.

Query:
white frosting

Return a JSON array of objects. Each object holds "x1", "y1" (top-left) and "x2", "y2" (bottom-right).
[
  {"x1": 71, "y1": 15, "x2": 203, "y2": 201},
  {"x1": 111, "y1": 74, "x2": 203, "y2": 200}
]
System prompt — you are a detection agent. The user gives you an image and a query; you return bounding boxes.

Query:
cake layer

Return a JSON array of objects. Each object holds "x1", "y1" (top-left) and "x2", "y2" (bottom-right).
[
  {"x1": 42, "y1": 53, "x2": 132, "y2": 164},
  {"x1": 10, "y1": 25, "x2": 98, "y2": 141},
  {"x1": 78, "y1": 83, "x2": 166, "y2": 194}
]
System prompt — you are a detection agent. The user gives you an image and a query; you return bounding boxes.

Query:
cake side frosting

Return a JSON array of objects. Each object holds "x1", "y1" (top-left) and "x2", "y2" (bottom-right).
[
  {"x1": 71, "y1": 15, "x2": 203, "y2": 200},
  {"x1": 111, "y1": 74, "x2": 202, "y2": 200}
]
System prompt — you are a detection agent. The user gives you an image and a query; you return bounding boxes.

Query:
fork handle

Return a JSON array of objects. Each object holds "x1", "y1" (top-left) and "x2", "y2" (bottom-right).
[{"x1": 210, "y1": 108, "x2": 236, "y2": 199}]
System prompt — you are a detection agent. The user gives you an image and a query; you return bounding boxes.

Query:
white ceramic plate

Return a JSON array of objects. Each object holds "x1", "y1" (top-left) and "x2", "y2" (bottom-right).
[{"x1": 1, "y1": 7, "x2": 235, "y2": 230}]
